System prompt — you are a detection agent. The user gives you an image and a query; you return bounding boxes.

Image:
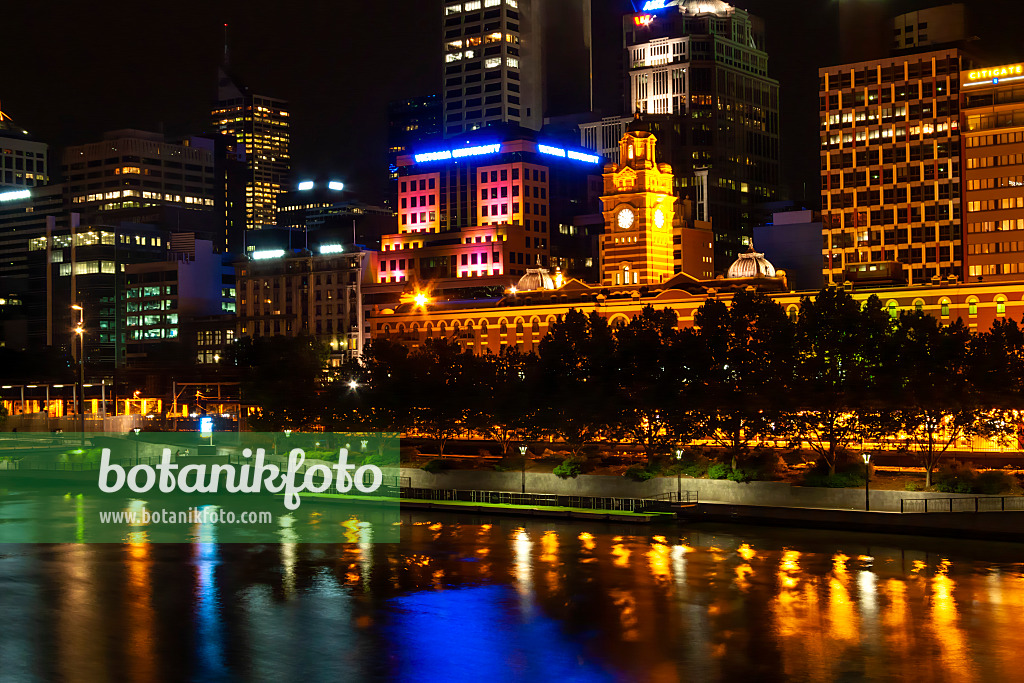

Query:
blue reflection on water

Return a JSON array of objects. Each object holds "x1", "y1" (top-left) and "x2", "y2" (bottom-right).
[
  {"x1": 386, "y1": 585, "x2": 617, "y2": 683},
  {"x1": 194, "y1": 508, "x2": 228, "y2": 682}
]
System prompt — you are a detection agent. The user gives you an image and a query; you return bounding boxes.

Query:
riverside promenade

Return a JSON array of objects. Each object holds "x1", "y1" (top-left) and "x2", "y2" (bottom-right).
[{"x1": 398, "y1": 468, "x2": 1024, "y2": 541}]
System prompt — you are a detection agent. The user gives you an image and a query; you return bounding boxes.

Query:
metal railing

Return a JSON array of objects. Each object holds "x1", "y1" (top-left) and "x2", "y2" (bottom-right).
[
  {"x1": 648, "y1": 491, "x2": 700, "y2": 504},
  {"x1": 900, "y1": 496, "x2": 1024, "y2": 513},
  {"x1": 5, "y1": 456, "x2": 166, "y2": 471},
  {"x1": 398, "y1": 487, "x2": 687, "y2": 513}
]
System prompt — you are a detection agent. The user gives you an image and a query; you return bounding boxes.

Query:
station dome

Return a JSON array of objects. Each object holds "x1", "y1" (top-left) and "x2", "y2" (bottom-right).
[
  {"x1": 726, "y1": 245, "x2": 776, "y2": 279},
  {"x1": 678, "y1": 0, "x2": 734, "y2": 16},
  {"x1": 515, "y1": 268, "x2": 556, "y2": 291}
]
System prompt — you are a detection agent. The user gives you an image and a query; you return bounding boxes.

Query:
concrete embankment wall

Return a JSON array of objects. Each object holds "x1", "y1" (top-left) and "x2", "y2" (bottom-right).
[{"x1": 400, "y1": 468, "x2": 1004, "y2": 513}]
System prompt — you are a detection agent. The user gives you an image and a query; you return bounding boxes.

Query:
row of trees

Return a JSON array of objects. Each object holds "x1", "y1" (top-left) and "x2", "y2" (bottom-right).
[{"x1": 231, "y1": 288, "x2": 1024, "y2": 487}]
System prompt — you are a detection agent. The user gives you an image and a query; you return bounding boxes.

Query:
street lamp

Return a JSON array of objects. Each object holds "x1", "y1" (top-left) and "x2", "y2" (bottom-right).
[
  {"x1": 675, "y1": 448, "x2": 684, "y2": 502},
  {"x1": 519, "y1": 444, "x2": 528, "y2": 494},
  {"x1": 863, "y1": 452, "x2": 872, "y2": 512},
  {"x1": 132, "y1": 427, "x2": 141, "y2": 465},
  {"x1": 71, "y1": 304, "x2": 85, "y2": 443}
]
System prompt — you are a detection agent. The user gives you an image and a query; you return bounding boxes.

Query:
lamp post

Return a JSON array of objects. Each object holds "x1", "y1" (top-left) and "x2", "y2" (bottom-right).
[
  {"x1": 132, "y1": 427, "x2": 141, "y2": 465},
  {"x1": 675, "y1": 448, "x2": 684, "y2": 501},
  {"x1": 519, "y1": 444, "x2": 528, "y2": 494},
  {"x1": 863, "y1": 452, "x2": 872, "y2": 511},
  {"x1": 71, "y1": 304, "x2": 85, "y2": 443}
]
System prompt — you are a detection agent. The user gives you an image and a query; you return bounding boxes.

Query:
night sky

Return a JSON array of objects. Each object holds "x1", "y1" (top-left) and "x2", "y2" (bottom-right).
[{"x1": 2, "y1": 0, "x2": 1021, "y2": 206}]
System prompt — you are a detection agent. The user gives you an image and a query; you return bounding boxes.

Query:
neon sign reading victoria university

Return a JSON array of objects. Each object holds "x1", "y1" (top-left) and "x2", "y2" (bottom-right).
[
  {"x1": 537, "y1": 145, "x2": 601, "y2": 164},
  {"x1": 414, "y1": 144, "x2": 501, "y2": 163}
]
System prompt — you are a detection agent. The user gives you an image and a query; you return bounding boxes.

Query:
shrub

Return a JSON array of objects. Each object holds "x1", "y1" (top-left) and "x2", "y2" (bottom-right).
[
  {"x1": 904, "y1": 481, "x2": 922, "y2": 492},
  {"x1": 707, "y1": 463, "x2": 730, "y2": 480},
  {"x1": 973, "y1": 470, "x2": 1013, "y2": 495},
  {"x1": 800, "y1": 458, "x2": 865, "y2": 488},
  {"x1": 421, "y1": 459, "x2": 450, "y2": 474},
  {"x1": 727, "y1": 468, "x2": 755, "y2": 483},
  {"x1": 934, "y1": 462, "x2": 975, "y2": 493},
  {"x1": 553, "y1": 458, "x2": 584, "y2": 479},
  {"x1": 623, "y1": 464, "x2": 656, "y2": 482}
]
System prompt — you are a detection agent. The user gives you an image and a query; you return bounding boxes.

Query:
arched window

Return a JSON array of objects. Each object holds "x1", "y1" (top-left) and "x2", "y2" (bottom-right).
[
  {"x1": 968, "y1": 298, "x2": 978, "y2": 317},
  {"x1": 787, "y1": 305, "x2": 798, "y2": 323},
  {"x1": 996, "y1": 295, "x2": 1007, "y2": 316},
  {"x1": 939, "y1": 299, "x2": 950, "y2": 318},
  {"x1": 913, "y1": 299, "x2": 924, "y2": 313},
  {"x1": 887, "y1": 300, "x2": 898, "y2": 319},
  {"x1": 500, "y1": 321, "x2": 508, "y2": 345}
]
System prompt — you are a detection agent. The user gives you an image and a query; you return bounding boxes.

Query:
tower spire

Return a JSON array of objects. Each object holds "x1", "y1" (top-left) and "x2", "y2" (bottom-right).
[{"x1": 223, "y1": 23, "x2": 229, "y2": 66}]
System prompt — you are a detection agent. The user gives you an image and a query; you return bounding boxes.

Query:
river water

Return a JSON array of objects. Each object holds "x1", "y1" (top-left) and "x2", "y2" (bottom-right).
[{"x1": 1, "y1": 511, "x2": 1023, "y2": 682}]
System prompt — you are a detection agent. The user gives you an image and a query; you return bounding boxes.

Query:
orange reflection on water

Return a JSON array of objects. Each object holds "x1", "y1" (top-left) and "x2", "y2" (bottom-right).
[
  {"x1": 125, "y1": 542, "x2": 155, "y2": 683},
  {"x1": 930, "y1": 567, "x2": 976, "y2": 683},
  {"x1": 738, "y1": 543, "x2": 756, "y2": 561},
  {"x1": 578, "y1": 531, "x2": 596, "y2": 552},
  {"x1": 611, "y1": 542, "x2": 631, "y2": 568},
  {"x1": 540, "y1": 530, "x2": 559, "y2": 565},
  {"x1": 646, "y1": 541, "x2": 671, "y2": 583}
]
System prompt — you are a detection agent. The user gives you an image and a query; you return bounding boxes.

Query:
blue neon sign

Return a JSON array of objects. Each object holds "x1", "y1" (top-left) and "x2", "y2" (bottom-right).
[
  {"x1": 412, "y1": 142, "x2": 600, "y2": 165},
  {"x1": 641, "y1": 0, "x2": 671, "y2": 11},
  {"x1": 538, "y1": 144, "x2": 601, "y2": 164},
  {"x1": 414, "y1": 143, "x2": 501, "y2": 163}
]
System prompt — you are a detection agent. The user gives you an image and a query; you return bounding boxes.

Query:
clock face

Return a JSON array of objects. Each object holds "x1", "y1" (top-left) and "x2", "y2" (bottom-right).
[
  {"x1": 654, "y1": 208, "x2": 665, "y2": 229},
  {"x1": 616, "y1": 208, "x2": 635, "y2": 230}
]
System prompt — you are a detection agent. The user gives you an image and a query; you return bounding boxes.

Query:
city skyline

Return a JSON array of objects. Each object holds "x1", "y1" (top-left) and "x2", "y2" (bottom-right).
[{"x1": 4, "y1": 0, "x2": 1021, "y2": 206}]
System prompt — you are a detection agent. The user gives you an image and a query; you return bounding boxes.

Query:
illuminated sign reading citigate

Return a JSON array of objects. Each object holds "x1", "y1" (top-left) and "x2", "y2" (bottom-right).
[{"x1": 966, "y1": 64, "x2": 1024, "y2": 84}]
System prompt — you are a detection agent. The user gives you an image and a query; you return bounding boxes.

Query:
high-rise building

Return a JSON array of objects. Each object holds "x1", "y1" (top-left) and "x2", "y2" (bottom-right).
[
  {"x1": 63, "y1": 130, "x2": 217, "y2": 214},
  {"x1": 441, "y1": 0, "x2": 543, "y2": 136},
  {"x1": 387, "y1": 95, "x2": 443, "y2": 185},
  {"x1": 819, "y1": 48, "x2": 967, "y2": 286},
  {"x1": 212, "y1": 67, "x2": 290, "y2": 241},
  {"x1": 0, "y1": 105, "x2": 48, "y2": 190},
  {"x1": 892, "y1": 3, "x2": 967, "y2": 53},
  {"x1": 275, "y1": 181, "x2": 394, "y2": 252},
  {"x1": 235, "y1": 248, "x2": 371, "y2": 361},
  {"x1": 584, "y1": 0, "x2": 780, "y2": 269},
  {"x1": 962, "y1": 61, "x2": 1024, "y2": 282}
]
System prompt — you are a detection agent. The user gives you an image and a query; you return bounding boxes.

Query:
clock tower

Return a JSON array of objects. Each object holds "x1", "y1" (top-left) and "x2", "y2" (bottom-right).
[{"x1": 599, "y1": 124, "x2": 675, "y2": 287}]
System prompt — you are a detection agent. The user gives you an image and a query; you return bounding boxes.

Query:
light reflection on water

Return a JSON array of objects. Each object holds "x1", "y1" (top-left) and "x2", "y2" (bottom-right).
[{"x1": 0, "y1": 515, "x2": 1023, "y2": 682}]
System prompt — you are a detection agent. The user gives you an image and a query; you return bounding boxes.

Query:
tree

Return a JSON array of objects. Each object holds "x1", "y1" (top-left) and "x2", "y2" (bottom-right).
[
  {"x1": 407, "y1": 338, "x2": 487, "y2": 457},
  {"x1": 688, "y1": 291, "x2": 796, "y2": 468},
  {"x1": 536, "y1": 309, "x2": 616, "y2": 457},
  {"x1": 476, "y1": 346, "x2": 544, "y2": 457},
  {"x1": 336, "y1": 338, "x2": 416, "y2": 434},
  {"x1": 895, "y1": 314, "x2": 1008, "y2": 487},
  {"x1": 224, "y1": 335, "x2": 331, "y2": 431},
  {"x1": 791, "y1": 289, "x2": 896, "y2": 474},
  {"x1": 611, "y1": 305, "x2": 697, "y2": 463}
]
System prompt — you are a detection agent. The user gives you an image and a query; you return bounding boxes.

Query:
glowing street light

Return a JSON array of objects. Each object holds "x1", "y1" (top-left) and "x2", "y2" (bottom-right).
[
  {"x1": 348, "y1": 379, "x2": 359, "y2": 390},
  {"x1": 508, "y1": 286, "x2": 518, "y2": 296},
  {"x1": 675, "y1": 448, "x2": 684, "y2": 501},
  {"x1": 519, "y1": 444, "x2": 528, "y2": 494},
  {"x1": 71, "y1": 304, "x2": 85, "y2": 441},
  {"x1": 413, "y1": 291, "x2": 429, "y2": 308},
  {"x1": 863, "y1": 452, "x2": 872, "y2": 511}
]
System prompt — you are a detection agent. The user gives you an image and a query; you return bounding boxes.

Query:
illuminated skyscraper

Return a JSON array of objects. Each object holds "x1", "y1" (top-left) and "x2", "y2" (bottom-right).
[
  {"x1": 585, "y1": 0, "x2": 780, "y2": 270},
  {"x1": 441, "y1": 0, "x2": 544, "y2": 136},
  {"x1": 212, "y1": 66, "x2": 290, "y2": 245},
  {"x1": 0, "y1": 103, "x2": 48, "y2": 190}
]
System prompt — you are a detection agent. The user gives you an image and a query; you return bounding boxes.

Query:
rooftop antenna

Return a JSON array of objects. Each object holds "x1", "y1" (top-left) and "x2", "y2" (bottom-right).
[{"x1": 223, "y1": 23, "x2": 229, "y2": 66}]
